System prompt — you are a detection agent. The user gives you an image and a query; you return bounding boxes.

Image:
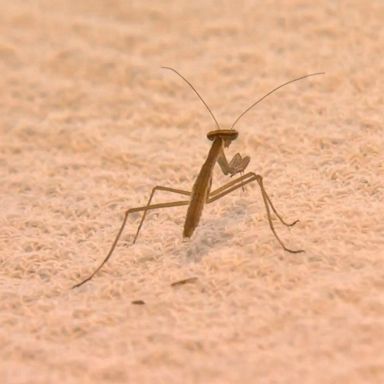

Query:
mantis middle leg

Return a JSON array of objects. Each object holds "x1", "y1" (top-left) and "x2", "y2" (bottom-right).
[
  {"x1": 208, "y1": 173, "x2": 303, "y2": 253},
  {"x1": 133, "y1": 186, "x2": 191, "y2": 244},
  {"x1": 209, "y1": 172, "x2": 298, "y2": 227}
]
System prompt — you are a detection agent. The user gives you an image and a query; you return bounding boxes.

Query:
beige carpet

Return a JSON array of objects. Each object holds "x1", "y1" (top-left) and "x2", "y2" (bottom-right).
[{"x1": 1, "y1": 1, "x2": 383, "y2": 383}]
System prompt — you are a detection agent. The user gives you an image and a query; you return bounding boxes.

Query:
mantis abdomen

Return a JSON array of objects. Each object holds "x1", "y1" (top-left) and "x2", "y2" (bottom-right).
[{"x1": 183, "y1": 138, "x2": 222, "y2": 238}]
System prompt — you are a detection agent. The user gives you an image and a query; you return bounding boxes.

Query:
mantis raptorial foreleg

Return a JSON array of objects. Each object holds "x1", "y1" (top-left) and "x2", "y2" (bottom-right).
[
  {"x1": 217, "y1": 149, "x2": 250, "y2": 177},
  {"x1": 217, "y1": 147, "x2": 250, "y2": 191},
  {"x1": 72, "y1": 197, "x2": 190, "y2": 289},
  {"x1": 207, "y1": 172, "x2": 302, "y2": 253}
]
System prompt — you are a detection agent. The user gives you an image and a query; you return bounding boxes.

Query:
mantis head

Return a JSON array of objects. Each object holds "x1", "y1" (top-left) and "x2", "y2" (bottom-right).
[{"x1": 207, "y1": 129, "x2": 238, "y2": 147}]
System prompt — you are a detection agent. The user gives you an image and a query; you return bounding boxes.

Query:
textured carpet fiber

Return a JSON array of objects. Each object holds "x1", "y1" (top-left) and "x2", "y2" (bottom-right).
[{"x1": 1, "y1": 1, "x2": 383, "y2": 383}]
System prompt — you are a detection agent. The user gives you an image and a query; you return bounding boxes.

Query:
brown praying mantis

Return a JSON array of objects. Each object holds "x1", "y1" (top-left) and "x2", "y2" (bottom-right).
[{"x1": 73, "y1": 67, "x2": 324, "y2": 288}]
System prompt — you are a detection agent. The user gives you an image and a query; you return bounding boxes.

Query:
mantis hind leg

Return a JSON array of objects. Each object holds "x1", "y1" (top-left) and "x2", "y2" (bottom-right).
[
  {"x1": 72, "y1": 197, "x2": 190, "y2": 289},
  {"x1": 255, "y1": 174, "x2": 303, "y2": 253}
]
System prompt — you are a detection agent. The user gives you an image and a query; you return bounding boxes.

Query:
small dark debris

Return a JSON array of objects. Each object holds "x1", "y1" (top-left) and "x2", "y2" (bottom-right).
[
  {"x1": 171, "y1": 277, "x2": 198, "y2": 287},
  {"x1": 131, "y1": 300, "x2": 145, "y2": 305}
]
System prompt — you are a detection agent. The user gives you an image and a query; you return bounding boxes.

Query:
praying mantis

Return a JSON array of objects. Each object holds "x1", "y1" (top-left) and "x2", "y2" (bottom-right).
[{"x1": 73, "y1": 67, "x2": 324, "y2": 288}]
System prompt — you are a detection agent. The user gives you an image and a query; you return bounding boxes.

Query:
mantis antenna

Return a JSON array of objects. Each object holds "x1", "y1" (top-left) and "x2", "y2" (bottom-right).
[
  {"x1": 162, "y1": 66, "x2": 221, "y2": 131},
  {"x1": 231, "y1": 72, "x2": 325, "y2": 129}
]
